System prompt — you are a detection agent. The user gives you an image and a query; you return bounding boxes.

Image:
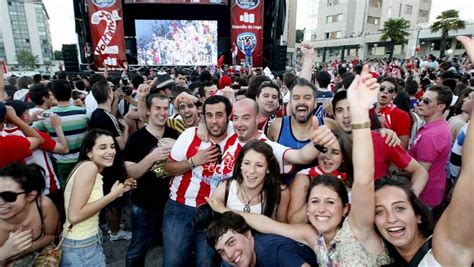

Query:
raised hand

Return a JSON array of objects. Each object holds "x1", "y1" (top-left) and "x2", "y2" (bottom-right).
[
  {"x1": 123, "y1": 178, "x2": 137, "y2": 192},
  {"x1": 347, "y1": 65, "x2": 379, "y2": 111},
  {"x1": 311, "y1": 125, "x2": 337, "y2": 150},
  {"x1": 137, "y1": 83, "x2": 151, "y2": 99},
  {"x1": 457, "y1": 36, "x2": 474, "y2": 62},
  {"x1": 110, "y1": 181, "x2": 125, "y2": 198},
  {"x1": 300, "y1": 41, "x2": 315, "y2": 57}
]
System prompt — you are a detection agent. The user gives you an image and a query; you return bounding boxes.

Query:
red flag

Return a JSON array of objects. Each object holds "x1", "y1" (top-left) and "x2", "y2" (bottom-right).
[{"x1": 217, "y1": 55, "x2": 224, "y2": 69}]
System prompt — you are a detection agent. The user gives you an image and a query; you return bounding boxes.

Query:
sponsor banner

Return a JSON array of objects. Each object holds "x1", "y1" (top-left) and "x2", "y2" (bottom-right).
[
  {"x1": 88, "y1": 0, "x2": 126, "y2": 69},
  {"x1": 124, "y1": 0, "x2": 228, "y2": 4},
  {"x1": 231, "y1": 0, "x2": 264, "y2": 67}
]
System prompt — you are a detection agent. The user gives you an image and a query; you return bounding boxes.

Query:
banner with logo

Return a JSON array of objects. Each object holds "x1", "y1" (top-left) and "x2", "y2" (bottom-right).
[
  {"x1": 88, "y1": 0, "x2": 126, "y2": 69},
  {"x1": 231, "y1": 0, "x2": 264, "y2": 67}
]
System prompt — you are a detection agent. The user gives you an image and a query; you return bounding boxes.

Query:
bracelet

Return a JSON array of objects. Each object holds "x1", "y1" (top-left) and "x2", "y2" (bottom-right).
[
  {"x1": 188, "y1": 157, "x2": 196, "y2": 169},
  {"x1": 351, "y1": 121, "x2": 371, "y2": 130}
]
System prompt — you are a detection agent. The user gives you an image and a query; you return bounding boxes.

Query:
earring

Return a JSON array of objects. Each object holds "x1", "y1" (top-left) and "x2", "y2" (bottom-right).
[
  {"x1": 417, "y1": 220, "x2": 422, "y2": 224},
  {"x1": 306, "y1": 212, "x2": 309, "y2": 216}
]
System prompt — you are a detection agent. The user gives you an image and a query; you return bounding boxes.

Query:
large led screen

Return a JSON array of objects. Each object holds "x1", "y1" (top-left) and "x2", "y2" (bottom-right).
[
  {"x1": 135, "y1": 20, "x2": 218, "y2": 66},
  {"x1": 125, "y1": 0, "x2": 227, "y2": 5}
]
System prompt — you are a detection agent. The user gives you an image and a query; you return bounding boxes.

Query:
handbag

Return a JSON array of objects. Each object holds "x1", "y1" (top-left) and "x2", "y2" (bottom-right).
[{"x1": 33, "y1": 226, "x2": 70, "y2": 267}]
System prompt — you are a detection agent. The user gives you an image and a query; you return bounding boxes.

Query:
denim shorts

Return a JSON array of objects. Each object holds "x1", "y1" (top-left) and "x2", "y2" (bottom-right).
[{"x1": 60, "y1": 234, "x2": 106, "y2": 267}]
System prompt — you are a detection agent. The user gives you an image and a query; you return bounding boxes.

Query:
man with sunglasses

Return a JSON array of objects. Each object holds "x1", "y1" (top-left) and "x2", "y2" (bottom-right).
[
  {"x1": 373, "y1": 77, "x2": 411, "y2": 149},
  {"x1": 410, "y1": 85, "x2": 453, "y2": 209}
]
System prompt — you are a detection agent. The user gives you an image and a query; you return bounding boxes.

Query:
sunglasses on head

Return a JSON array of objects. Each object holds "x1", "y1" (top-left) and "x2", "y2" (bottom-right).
[
  {"x1": 417, "y1": 97, "x2": 431, "y2": 105},
  {"x1": 0, "y1": 191, "x2": 26, "y2": 203},
  {"x1": 379, "y1": 85, "x2": 396, "y2": 94}
]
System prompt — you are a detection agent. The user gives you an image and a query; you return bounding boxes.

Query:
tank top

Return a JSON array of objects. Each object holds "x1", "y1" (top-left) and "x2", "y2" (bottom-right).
[
  {"x1": 226, "y1": 180, "x2": 262, "y2": 214},
  {"x1": 277, "y1": 116, "x2": 317, "y2": 185},
  {"x1": 63, "y1": 165, "x2": 104, "y2": 240}
]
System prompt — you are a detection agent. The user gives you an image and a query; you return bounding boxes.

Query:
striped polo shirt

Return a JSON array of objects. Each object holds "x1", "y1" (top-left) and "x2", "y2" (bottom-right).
[{"x1": 34, "y1": 105, "x2": 89, "y2": 164}]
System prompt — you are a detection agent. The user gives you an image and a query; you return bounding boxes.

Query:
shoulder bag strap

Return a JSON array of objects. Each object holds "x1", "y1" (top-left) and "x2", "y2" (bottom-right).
[{"x1": 408, "y1": 236, "x2": 432, "y2": 267}]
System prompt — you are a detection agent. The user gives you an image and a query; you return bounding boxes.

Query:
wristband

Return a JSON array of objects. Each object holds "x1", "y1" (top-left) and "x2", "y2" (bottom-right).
[{"x1": 351, "y1": 121, "x2": 371, "y2": 130}]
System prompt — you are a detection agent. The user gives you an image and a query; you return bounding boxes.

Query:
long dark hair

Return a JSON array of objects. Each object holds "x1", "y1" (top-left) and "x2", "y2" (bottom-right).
[
  {"x1": 77, "y1": 129, "x2": 127, "y2": 181},
  {"x1": 331, "y1": 129, "x2": 353, "y2": 187},
  {"x1": 375, "y1": 176, "x2": 434, "y2": 266},
  {"x1": 231, "y1": 140, "x2": 282, "y2": 217},
  {"x1": 0, "y1": 162, "x2": 46, "y2": 197}
]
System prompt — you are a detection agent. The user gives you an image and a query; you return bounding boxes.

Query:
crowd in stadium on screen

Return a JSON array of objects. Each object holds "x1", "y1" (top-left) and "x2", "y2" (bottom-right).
[{"x1": 136, "y1": 20, "x2": 218, "y2": 66}]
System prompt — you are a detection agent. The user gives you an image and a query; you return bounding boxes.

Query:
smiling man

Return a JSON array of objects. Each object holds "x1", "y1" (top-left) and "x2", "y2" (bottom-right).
[
  {"x1": 206, "y1": 211, "x2": 316, "y2": 267},
  {"x1": 372, "y1": 77, "x2": 411, "y2": 149}
]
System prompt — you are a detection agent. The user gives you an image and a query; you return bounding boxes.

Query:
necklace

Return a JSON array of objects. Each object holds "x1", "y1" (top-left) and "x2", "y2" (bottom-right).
[{"x1": 240, "y1": 185, "x2": 260, "y2": 213}]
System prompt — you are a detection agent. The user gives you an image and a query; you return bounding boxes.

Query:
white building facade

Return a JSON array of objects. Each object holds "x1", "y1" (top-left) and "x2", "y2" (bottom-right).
[
  {"x1": 305, "y1": 0, "x2": 442, "y2": 63},
  {"x1": 0, "y1": 0, "x2": 54, "y2": 70}
]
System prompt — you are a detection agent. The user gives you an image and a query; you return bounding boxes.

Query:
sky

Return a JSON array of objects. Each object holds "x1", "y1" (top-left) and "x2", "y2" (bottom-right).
[{"x1": 43, "y1": 0, "x2": 474, "y2": 51}]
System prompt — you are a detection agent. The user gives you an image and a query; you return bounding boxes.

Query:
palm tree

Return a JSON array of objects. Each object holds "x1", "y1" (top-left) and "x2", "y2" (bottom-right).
[
  {"x1": 380, "y1": 18, "x2": 410, "y2": 61},
  {"x1": 431, "y1": 9, "x2": 466, "y2": 57}
]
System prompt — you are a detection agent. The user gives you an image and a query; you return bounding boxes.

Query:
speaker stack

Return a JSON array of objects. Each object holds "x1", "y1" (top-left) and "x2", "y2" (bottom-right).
[{"x1": 62, "y1": 44, "x2": 79, "y2": 72}]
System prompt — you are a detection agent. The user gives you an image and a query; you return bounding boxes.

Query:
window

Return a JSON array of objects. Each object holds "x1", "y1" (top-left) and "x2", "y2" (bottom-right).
[
  {"x1": 369, "y1": 0, "x2": 382, "y2": 8},
  {"x1": 419, "y1": 10, "x2": 429, "y2": 17},
  {"x1": 326, "y1": 31, "x2": 342, "y2": 39},
  {"x1": 367, "y1": 16, "x2": 380, "y2": 25},
  {"x1": 326, "y1": 14, "x2": 343, "y2": 23},
  {"x1": 25, "y1": 39, "x2": 29, "y2": 43},
  {"x1": 327, "y1": 0, "x2": 340, "y2": 6},
  {"x1": 405, "y1": 5, "x2": 413, "y2": 15}
]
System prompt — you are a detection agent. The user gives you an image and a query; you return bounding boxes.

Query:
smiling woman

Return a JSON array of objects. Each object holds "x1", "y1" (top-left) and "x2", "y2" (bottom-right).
[
  {"x1": 0, "y1": 163, "x2": 59, "y2": 266},
  {"x1": 60, "y1": 129, "x2": 136, "y2": 267}
]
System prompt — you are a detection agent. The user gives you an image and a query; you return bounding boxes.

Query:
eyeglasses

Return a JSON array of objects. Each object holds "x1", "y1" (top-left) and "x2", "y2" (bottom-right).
[
  {"x1": 0, "y1": 191, "x2": 26, "y2": 203},
  {"x1": 417, "y1": 97, "x2": 431, "y2": 105},
  {"x1": 379, "y1": 85, "x2": 396, "y2": 94}
]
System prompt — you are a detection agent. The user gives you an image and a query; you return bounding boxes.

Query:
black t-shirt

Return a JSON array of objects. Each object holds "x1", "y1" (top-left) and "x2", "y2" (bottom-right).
[
  {"x1": 124, "y1": 125, "x2": 179, "y2": 210},
  {"x1": 89, "y1": 108, "x2": 122, "y2": 137},
  {"x1": 89, "y1": 108, "x2": 124, "y2": 191}
]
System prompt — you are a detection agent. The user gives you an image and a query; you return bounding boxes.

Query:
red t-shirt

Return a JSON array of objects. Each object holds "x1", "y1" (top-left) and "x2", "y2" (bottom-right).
[
  {"x1": 0, "y1": 135, "x2": 32, "y2": 168},
  {"x1": 374, "y1": 106, "x2": 411, "y2": 137},
  {"x1": 372, "y1": 131, "x2": 412, "y2": 180}
]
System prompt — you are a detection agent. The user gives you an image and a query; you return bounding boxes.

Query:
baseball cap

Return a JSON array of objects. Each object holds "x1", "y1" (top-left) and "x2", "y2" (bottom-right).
[
  {"x1": 155, "y1": 74, "x2": 175, "y2": 90},
  {"x1": 5, "y1": 100, "x2": 35, "y2": 116}
]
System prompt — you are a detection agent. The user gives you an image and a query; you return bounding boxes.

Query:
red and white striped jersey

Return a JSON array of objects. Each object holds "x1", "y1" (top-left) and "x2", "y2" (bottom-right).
[{"x1": 168, "y1": 127, "x2": 230, "y2": 207}]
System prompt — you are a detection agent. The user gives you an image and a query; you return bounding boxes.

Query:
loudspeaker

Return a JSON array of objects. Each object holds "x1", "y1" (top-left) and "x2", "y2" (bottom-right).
[
  {"x1": 272, "y1": 45, "x2": 287, "y2": 72},
  {"x1": 218, "y1": 37, "x2": 230, "y2": 65},
  {"x1": 62, "y1": 44, "x2": 79, "y2": 72}
]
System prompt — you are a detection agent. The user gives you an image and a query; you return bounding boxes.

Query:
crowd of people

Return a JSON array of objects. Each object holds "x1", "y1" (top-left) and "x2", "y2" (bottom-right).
[
  {"x1": 0, "y1": 35, "x2": 474, "y2": 267},
  {"x1": 136, "y1": 20, "x2": 218, "y2": 66}
]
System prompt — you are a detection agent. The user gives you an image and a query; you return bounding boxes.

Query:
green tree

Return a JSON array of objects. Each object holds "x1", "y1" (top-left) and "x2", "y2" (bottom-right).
[
  {"x1": 380, "y1": 18, "x2": 410, "y2": 61},
  {"x1": 16, "y1": 50, "x2": 39, "y2": 69},
  {"x1": 431, "y1": 9, "x2": 466, "y2": 57},
  {"x1": 54, "y1": 50, "x2": 63, "y2": 60}
]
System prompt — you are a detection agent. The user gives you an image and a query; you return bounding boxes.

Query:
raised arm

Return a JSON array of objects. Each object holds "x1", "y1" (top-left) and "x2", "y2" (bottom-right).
[
  {"x1": 432, "y1": 35, "x2": 474, "y2": 265},
  {"x1": 346, "y1": 66, "x2": 379, "y2": 235},
  {"x1": 299, "y1": 41, "x2": 315, "y2": 81},
  {"x1": 6, "y1": 106, "x2": 44, "y2": 149},
  {"x1": 206, "y1": 197, "x2": 317, "y2": 246}
]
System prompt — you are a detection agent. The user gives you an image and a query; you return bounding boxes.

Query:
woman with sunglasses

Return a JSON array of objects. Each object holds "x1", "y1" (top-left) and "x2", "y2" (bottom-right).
[
  {"x1": 60, "y1": 129, "x2": 136, "y2": 267},
  {"x1": 0, "y1": 163, "x2": 59, "y2": 266}
]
